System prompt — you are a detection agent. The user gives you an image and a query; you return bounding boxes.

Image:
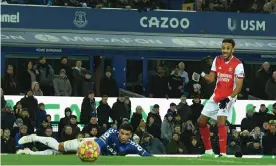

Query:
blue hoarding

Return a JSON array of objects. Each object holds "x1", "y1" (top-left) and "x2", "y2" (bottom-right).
[{"x1": 1, "y1": 5, "x2": 276, "y2": 37}]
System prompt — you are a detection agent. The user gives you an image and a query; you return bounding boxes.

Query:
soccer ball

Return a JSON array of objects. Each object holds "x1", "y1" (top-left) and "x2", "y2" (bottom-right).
[{"x1": 77, "y1": 140, "x2": 100, "y2": 162}]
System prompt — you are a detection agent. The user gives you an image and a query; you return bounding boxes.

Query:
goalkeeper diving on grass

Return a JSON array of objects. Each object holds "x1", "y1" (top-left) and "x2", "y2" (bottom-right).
[{"x1": 17, "y1": 123, "x2": 151, "y2": 156}]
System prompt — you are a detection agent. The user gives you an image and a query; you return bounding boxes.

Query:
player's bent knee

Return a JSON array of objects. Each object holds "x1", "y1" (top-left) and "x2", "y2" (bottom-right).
[
  {"x1": 58, "y1": 143, "x2": 65, "y2": 152},
  {"x1": 197, "y1": 115, "x2": 208, "y2": 128},
  {"x1": 217, "y1": 116, "x2": 227, "y2": 126}
]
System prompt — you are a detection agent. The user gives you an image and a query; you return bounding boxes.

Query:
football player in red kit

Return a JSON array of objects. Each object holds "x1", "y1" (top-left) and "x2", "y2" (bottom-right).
[{"x1": 195, "y1": 38, "x2": 244, "y2": 157}]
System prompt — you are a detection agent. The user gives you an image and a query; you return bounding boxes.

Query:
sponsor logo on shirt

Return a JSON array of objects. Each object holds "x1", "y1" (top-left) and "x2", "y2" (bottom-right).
[{"x1": 217, "y1": 72, "x2": 233, "y2": 82}]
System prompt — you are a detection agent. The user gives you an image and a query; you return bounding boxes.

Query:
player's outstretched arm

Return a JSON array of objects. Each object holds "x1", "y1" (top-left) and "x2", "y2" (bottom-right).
[
  {"x1": 130, "y1": 141, "x2": 151, "y2": 156},
  {"x1": 96, "y1": 128, "x2": 117, "y2": 150}
]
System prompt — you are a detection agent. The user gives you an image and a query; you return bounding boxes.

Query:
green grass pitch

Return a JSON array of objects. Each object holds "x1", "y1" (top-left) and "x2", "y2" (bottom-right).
[{"x1": 1, "y1": 155, "x2": 276, "y2": 165}]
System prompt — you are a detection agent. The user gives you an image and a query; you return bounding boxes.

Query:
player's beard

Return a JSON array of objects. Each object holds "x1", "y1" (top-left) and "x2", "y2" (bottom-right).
[{"x1": 222, "y1": 50, "x2": 233, "y2": 62}]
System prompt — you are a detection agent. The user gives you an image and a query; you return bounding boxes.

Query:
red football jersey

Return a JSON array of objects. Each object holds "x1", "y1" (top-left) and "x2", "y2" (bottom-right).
[{"x1": 211, "y1": 56, "x2": 244, "y2": 102}]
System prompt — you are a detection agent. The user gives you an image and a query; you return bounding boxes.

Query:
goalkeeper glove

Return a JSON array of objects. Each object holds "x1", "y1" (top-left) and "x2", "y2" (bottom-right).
[{"x1": 219, "y1": 96, "x2": 232, "y2": 109}]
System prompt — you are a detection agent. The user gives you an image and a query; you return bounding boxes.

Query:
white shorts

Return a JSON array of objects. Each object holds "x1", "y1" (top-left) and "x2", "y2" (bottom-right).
[
  {"x1": 201, "y1": 95, "x2": 235, "y2": 122},
  {"x1": 63, "y1": 138, "x2": 96, "y2": 152}
]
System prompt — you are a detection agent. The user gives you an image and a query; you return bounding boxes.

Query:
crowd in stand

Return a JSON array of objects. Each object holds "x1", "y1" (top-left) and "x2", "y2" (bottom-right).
[
  {"x1": 1, "y1": 0, "x2": 276, "y2": 13},
  {"x1": 1, "y1": 84, "x2": 276, "y2": 155},
  {"x1": 1, "y1": 56, "x2": 276, "y2": 100},
  {"x1": 1, "y1": 56, "x2": 276, "y2": 155}
]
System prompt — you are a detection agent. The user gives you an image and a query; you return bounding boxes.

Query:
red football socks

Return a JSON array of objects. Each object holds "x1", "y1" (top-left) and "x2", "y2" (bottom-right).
[
  {"x1": 199, "y1": 125, "x2": 212, "y2": 151},
  {"x1": 218, "y1": 124, "x2": 227, "y2": 154}
]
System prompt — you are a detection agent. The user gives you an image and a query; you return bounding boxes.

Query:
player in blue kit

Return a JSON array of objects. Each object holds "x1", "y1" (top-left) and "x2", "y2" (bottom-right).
[{"x1": 17, "y1": 123, "x2": 151, "y2": 156}]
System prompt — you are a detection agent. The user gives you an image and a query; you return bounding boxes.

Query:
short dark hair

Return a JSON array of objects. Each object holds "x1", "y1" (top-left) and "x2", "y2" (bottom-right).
[
  {"x1": 60, "y1": 56, "x2": 68, "y2": 61},
  {"x1": 119, "y1": 123, "x2": 133, "y2": 133},
  {"x1": 39, "y1": 103, "x2": 45, "y2": 107},
  {"x1": 102, "y1": 94, "x2": 108, "y2": 98},
  {"x1": 170, "y1": 103, "x2": 176, "y2": 107},
  {"x1": 70, "y1": 115, "x2": 77, "y2": 119},
  {"x1": 222, "y1": 38, "x2": 235, "y2": 48}
]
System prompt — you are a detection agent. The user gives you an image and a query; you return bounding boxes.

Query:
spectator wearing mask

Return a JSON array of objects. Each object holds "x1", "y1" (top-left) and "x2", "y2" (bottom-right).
[
  {"x1": 36, "y1": 126, "x2": 56, "y2": 151},
  {"x1": 168, "y1": 68, "x2": 184, "y2": 98},
  {"x1": 262, "y1": 124, "x2": 276, "y2": 155},
  {"x1": 253, "y1": 104, "x2": 271, "y2": 128},
  {"x1": 58, "y1": 107, "x2": 72, "y2": 137},
  {"x1": 241, "y1": 108, "x2": 255, "y2": 132},
  {"x1": 69, "y1": 115, "x2": 80, "y2": 138},
  {"x1": 1, "y1": 65, "x2": 18, "y2": 95},
  {"x1": 161, "y1": 113, "x2": 175, "y2": 147},
  {"x1": 265, "y1": 71, "x2": 276, "y2": 100},
  {"x1": 167, "y1": 103, "x2": 177, "y2": 118},
  {"x1": 72, "y1": 60, "x2": 87, "y2": 96},
  {"x1": 14, "y1": 101, "x2": 23, "y2": 118},
  {"x1": 55, "y1": 56, "x2": 72, "y2": 82},
  {"x1": 188, "y1": 137, "x2": 204, "y2": 154},
  {"x1": 80, "y1": 91, "x2": 96, "y2": 124},
  {"x1": 20, "y1": 90, "x2": 39, "y2": 122},
  {"x1": 32, "y1": 82, "x2": 43, "y2": 96},
  {"x1": 140, "y1": 132, "x2": 166, "y2": 154},
  {"x1": 36, "y1": 103, "x2": 47, "y2": 129},
  {"x1": 176, "y1": 95, "x2": 191, "y2": 123},
  {"x1": 189, "y1": 96, "x2": 204, "y2": 125},
  {"x1": 19, "y1": 109, "x2": 34, "y2": 134},
  {"x1": 53, "y1": 69, "x2": 72, "y2": 96},
  {"x1": 36, "y1": 119, "x2": 50, "y2": 136},
  {"x1": 100, "y1": 68, "x2": 118, "y2": 97},
  {"x1": 131, "y1": 106, "x2": 143, "y2": 132},
  {"x1": 97, "y1": 95, "x2": 111, "y2": 127},
  {"x1": 1, "y1": 88, "x2": 7, "y2": 109},
  {"x1": 148, "y1": 66, "x2": 169, "y2": 98},
  {"x1": 1, "y1": 104, "x2": 16, "y2": 130},
  {"x1": 111, "y1": 95, "x2": 129, "y2": 127},
  {"x1": 33, "y1": 56, "x2": 54, "y2": 96},
  {"x1": 247, "y1": 139, "x2": 263, "y2": 155},
  {"x1": 254, "y1": 62, "x2": 272, "y2": 99},
  {"x1": 1, "y1": 129, "x2": 16, "y2": 153},
  {"x1": 60, "y1": 125, "x2": 75, "y2": 142},
  {"x1": 167, "y1": 133, "x2": 188, "y2": 154},
  {"x1": 19, "y1": 61, "x2": 36, "y2": 93},
  {"x1": 82, "y1": 115, "x2": 99, "y2": 133}
]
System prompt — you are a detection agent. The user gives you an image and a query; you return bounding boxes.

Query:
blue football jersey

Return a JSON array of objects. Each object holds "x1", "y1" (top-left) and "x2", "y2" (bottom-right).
[{"x1": 95, "y1": 128, "x2": 151, "y2": 156}]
